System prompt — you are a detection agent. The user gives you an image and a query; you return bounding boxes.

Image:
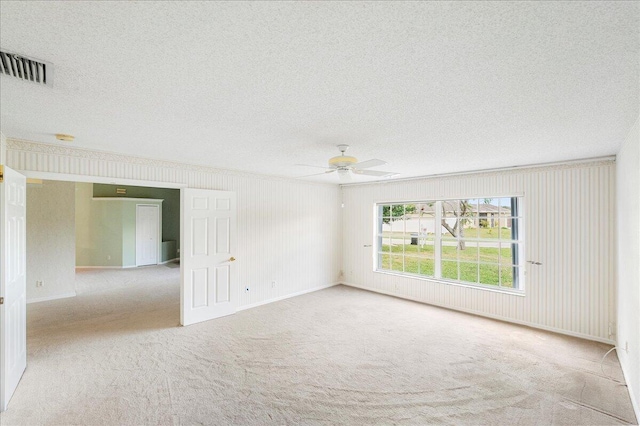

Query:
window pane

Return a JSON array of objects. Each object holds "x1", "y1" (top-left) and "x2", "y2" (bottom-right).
[
  {"x1": 418, "y1": 242, "x2": 435, "y2": 258},
  {"x1": 441, "y1": 228, "x2": 458, "y2": 240},
  {"x1": 497, "y1": 201, "x2": 510, "y2": 230},
  {"x1": 500, "y1": 266, "x2": 516, "y2": 288},
  {"x1": 442, "y1": 208, "x2": 458, "y2": 238},
  {"x1": 499, "y1": 197, "x2": 513, "y2": 217},
  {"x1": 381, "y1": 235, "x2": 392, "y2": 252},
  {"x1": 479, "y1": 264, "x2": 500, "y2": 286},
  {"x1": 479, "y1": 246, "x2": 500, "y2": 264},
  {"x1": 500, "y1": 243, "x2": 518, "y2": 266},
  {"x1": 417, "y1": 217, "x2": 435, "y2": 239},
  {"x1": 390, "y1": 240, "x2": 403, "y2": 253},
  {"x1": 390, "y1": 255, "x2": 404, "y2": 272},
  {"x1": 460, "y1": 199, "x2": 474, "y2": 215},
  {"x1": 397, "y1": 231, "x2": 412, "y2": 254},
  {"x1": 415, "y1": 223, "x2": 435, "y2": 254},
  {"x1": 391, "y1": 204, "x2": 404, "y2": 219},
  {"x1": 480, "y1": 219, "x2": 501, "y2": 239},
  {"x1": 457, "y1": 241, "x2": 478, "y2": 263},
  {"x1": 381, "y1": 219, "x2": 390, "y2": 236},
  {"x1": 418, "y1": 258, "x2": 435, "y2": 276},
  {"x1": 404, "y1": 238, "x2": 418, "y2": 257},
  {"x1": 464, "y1": 217, "x2": 480, "y2": 238},
  {"x1": 378, "y1": 253, "x2": 391, "y2": 270},
  {"x1": 404, "y1": 256, "x2": 420, "y2": 274},
  {"x1": 416, "y1": 202, "x2": 436, "y2": 217},
  {"x1": 442, "y1": 200, "x2": 460, "y2": 217},
  {"x1": 441, "y1": 243, "x2": 458, "y2": 261},
  {"x1": 501, "y1": 227, "x2": 513, "y2": 240},
  {"x1": 383, "y1": 204, "x2": 391, "y2": 218},
  {"x1": 459, "y1": 262, "x2": 479, "y2": 283},
  {"x1": 442, "y1": 260, "x2": 458, "y2": 280}
]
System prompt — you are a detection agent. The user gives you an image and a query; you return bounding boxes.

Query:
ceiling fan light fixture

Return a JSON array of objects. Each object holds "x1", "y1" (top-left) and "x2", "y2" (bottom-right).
[{"x1": 296, "y1": 144, "x2": 399, "y2": 180}]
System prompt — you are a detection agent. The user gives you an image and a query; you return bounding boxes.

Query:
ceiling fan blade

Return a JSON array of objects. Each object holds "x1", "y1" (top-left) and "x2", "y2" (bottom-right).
[
  {"x1": 353, "y1": 169, "x2": 398, "y2": 177},
  {"x1": 295, "y1": 163, "x2": 333, "y2": 170},
  {"x1": 297, "y1": 170, "x2": 336, "y2": 178},
  {"x1": 352, "y1": 159, "x2": 386, "y2": 170}
]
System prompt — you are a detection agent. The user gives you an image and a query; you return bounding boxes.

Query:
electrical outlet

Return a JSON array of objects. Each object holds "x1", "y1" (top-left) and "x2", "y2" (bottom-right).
[
  {"x1": 271, "y1": 281, "x2": 276, "y2": 288},
  {"x1": 35, "y1": 280, "x2": 43, "y2": 287},
  {"x1": 107, "y1": 255, "x2": 111, "y2": 260}
]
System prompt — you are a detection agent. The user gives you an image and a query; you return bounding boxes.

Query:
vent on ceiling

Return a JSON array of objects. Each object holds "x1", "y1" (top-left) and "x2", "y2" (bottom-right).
[{"x1": 0, "y1": 50, "x2": 53, "y2": 86}]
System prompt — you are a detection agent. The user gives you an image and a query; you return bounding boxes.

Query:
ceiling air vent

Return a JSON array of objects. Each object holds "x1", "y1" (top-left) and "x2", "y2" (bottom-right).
[{"x1": 0, "y1": 50, "x2": 53, "y2": 86}]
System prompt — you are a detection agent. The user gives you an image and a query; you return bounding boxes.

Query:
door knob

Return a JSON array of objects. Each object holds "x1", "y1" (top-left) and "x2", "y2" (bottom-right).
[{"x1": 229, "y1": 257, "x2": 236, "y2": 262}]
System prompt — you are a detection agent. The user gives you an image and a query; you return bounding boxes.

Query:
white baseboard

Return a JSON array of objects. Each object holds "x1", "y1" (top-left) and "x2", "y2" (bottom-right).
[
  {"x1": 27, "y1": 291, "x2": 76, "y2": 304},
  {"x1": 160, "y1": 258, "x2": 179, "y2": 264},
  {"x1": 76, "y1": 265, "x2": 141, "y2": 269},
  {"x1": 341, "y1": 281, "x2": 616, "y2": 345},
  {"x1": 237, "y1": 282, "x2": 340, "y2": 312},
  {"x1": 617, "y1": 348, "x2": 640, "y2": 424},
  {"x1": 76, "y1": 266, "x2": 124, "y2": 269}
]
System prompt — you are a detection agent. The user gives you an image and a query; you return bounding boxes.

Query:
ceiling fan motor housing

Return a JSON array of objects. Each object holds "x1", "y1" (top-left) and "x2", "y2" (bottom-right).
[{"x1": 328, "y1": 155, "x2": 358, "y2": 168}]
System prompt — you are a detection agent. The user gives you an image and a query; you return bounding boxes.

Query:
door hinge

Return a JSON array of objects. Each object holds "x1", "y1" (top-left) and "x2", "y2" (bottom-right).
[
  {"x1": 0, "y1": 297, "x2": 4, "y2": 305},
  {"x1": 0, "y1": 164, "x2": 4, "y2": 183}
]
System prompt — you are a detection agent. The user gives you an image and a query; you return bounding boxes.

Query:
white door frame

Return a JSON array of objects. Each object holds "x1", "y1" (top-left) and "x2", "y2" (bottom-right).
[
  {"x1": 0, "y1": 165, "x2": 27, "y2": 412},
  {"x1": 135, "y1": 203, "x2": 162, "y2": 267},
  {"x1": 0, "y1": 171, "x2": 187, "y2": 411},
  {"x1": 11, "y1": 170, "x2": 242, "y2": 322}
]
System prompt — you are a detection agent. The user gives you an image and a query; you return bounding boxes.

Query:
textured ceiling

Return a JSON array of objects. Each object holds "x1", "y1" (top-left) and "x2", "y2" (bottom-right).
[{"x1": 0, "y1": 1, "x2": 638, "y2": 183}]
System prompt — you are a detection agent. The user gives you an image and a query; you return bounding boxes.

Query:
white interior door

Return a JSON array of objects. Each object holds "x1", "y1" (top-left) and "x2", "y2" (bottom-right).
[
  {"x1": 181, "y1": 189, "x2": 237, "y2": 326},
  {"x1": 0, "y1": 166, "x2": 27, "y2": 412},
  {"x1": 136, "y1": 204, "x2": 159, "y2": 266}
]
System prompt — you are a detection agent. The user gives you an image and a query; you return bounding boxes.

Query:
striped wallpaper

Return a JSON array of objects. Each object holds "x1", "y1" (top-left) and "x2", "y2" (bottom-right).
[
  {"x1": 6, "y1": 139, "x2": 343, "y2": 309},
  {"x1": 6, "y1": 139, "x2": 616, "y2": 342},
  {"x1": 341, "y1": 160, "x2": 616, "y2": 343}
]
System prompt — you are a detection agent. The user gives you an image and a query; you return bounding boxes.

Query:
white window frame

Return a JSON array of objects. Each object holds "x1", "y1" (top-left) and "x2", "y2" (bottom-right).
[{"x1": 374, "y1": 197, "x2": 525, "y2": 294}]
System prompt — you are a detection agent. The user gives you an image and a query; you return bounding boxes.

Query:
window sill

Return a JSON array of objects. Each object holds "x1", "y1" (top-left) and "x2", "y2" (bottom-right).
[{"x1": 373, "y1": 269, "x2": 526, "y2": 296}]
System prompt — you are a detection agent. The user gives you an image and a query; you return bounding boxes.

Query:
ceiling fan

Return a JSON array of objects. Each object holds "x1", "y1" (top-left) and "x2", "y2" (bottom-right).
[{"x1": 298, "y1": 145, "x2": 399, "y2": 181}]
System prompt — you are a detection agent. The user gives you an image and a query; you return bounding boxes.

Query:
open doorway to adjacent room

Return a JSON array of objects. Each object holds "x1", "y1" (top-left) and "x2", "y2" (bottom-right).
[{"x1": 26, "y1": 179, "x2": 181, "y2": 312}]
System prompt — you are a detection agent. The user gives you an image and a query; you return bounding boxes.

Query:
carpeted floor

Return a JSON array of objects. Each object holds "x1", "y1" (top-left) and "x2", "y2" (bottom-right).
[{"x1": 0, "y1": 264, "x2": 636, "y2": 425}]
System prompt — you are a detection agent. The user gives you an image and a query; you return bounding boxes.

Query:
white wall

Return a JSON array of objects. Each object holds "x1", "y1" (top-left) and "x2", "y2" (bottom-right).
[
  {"x1": 616, "y1": 115, "x2": 640, "y2": 419},
  {"x1": 0, "y1": 132, "x2": 6, "y2": 165},
  {"x1": 75, "y1": 183, "x2": 93, "y2": 266},
  {"x1": 26, "y1": 180, "x2": 76, "y2": 302},
  {"x1": 7, "y1": 140, "x2": 342, "y2": 308},
  {"x1": 342, "y1": 160, "x2": 616, "y2": 343}
]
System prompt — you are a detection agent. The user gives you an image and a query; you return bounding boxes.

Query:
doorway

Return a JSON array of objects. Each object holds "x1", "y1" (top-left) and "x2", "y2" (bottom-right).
[{"x1": 4, "y1": 171, "x2": 240, "y2": 411}]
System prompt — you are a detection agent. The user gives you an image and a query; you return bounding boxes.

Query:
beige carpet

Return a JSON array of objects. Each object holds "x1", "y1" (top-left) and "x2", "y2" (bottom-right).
[{"x1": 0, "y1": 264, "x2": 636, "y2": 425}]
